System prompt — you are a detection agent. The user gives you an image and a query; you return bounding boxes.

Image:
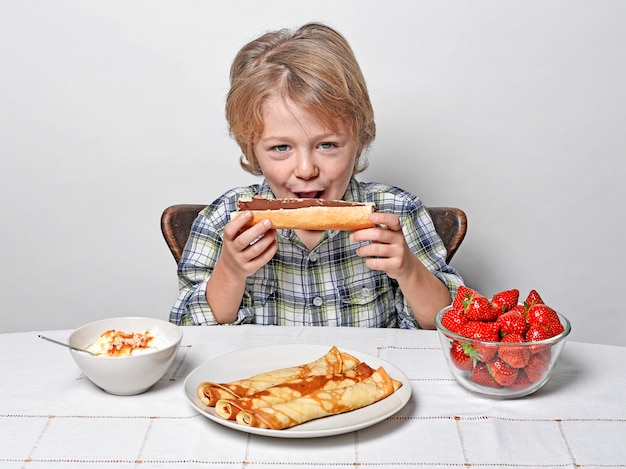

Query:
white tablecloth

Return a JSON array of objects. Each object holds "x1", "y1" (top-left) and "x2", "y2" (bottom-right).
[{"x1": 1, "y1": 324, "x2": 625, "y2": 468}]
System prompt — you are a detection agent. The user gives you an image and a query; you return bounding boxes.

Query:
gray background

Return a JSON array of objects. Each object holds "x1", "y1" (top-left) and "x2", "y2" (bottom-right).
[{"x1": 2, "y1": 0, "x2": 624, "y2": 345}]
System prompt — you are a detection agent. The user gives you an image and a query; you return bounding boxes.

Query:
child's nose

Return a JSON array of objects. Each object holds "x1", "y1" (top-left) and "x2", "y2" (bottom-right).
[{"x1": 294, "y1": 153, "x2": 319, "y2": 180}]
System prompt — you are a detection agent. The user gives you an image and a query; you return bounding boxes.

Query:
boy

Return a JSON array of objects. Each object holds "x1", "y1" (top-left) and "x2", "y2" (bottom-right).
[{"x1": 170, "y1": 23, "x2": 463, "y2": 329}]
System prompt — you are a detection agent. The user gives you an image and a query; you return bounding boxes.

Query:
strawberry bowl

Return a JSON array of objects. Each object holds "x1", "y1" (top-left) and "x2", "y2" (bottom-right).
[{"x1": 434, "y1": 288, "x2": 571, "y2": 398}]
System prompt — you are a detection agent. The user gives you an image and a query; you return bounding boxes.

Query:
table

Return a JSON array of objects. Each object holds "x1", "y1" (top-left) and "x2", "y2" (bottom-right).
[{"x1": 2, "y1": 324, "x2": 625, "y2": 468}]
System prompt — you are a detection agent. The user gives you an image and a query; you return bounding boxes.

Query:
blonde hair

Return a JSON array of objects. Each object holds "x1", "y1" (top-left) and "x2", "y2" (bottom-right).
[{"x1": 226, "y1": 23, "x2": 376, "y2": 175}]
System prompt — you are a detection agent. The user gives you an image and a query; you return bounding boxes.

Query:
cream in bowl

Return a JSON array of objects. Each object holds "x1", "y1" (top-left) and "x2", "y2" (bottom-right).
[
  {"x1": 69, "y1": 317, "x2": 183, "y2": 395},
  {"x1": 86, "y1": 329, "x2": 166, "y2": 356}
]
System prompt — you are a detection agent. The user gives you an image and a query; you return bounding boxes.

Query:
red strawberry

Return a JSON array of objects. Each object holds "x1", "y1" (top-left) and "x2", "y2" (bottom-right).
[
  {"x1": 524, "y1": 350, "x2": 551, "y2": 382},
  {"x1": 524, "y1": 289, "x2": 544, "y2": 310},
  {"x1": 526, "y1": 323, "x2": 549, "y2": 341},
  {"x1": 525, "y1": 324, "x2": 551, "y2": 352},
  {"x1": 461, "y1": 321, "x2": 499, "y2": 361},
  {"x1": 465, "y1": 294, "x2": 499, "y2": 322},
  {"x1": 498, "y1": 333, "x2": 531, "y2": 368},
  {"x1": 449, "y1": 340, "x2": 478, "y2": 370},
  {"x1": 452, "y1": 285, "x2": 478, "y2": 311},
  {"x1": 527, "y1": 305, "x2": 564, "y2": 338},
  {"x1": 496, "y1": 310, "x2": 528, "y2": 336},
  {"x1": 491, "y1": 289, "x2": 520, "y2": 314},
  {"x1": 462, "y1": 320, "x2": 500, "y2": 341},
  {"x1": 440, "y1": 307, "x2": 469, "y2": 335},
  {"x1": 508, "y1": 369, "x2": 532, "y2": 390},
  {"x1": 470, "y1": 362, "x2": 501, "y2": 388},
  {"x1": 487, "y1": 357, "x2": 519, "y2": 386}
]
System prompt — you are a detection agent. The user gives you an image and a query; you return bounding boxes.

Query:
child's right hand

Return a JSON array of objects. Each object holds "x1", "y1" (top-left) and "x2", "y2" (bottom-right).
[{"x1": 218, "y1": 211, "x2": 277, "y2": 278}]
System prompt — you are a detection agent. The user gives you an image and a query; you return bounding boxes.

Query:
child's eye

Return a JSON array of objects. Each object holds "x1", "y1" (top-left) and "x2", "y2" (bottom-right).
[
  {"x1": 273, "y1": 144, "x2": 290, "y2": 152},
  {"x1": 319, "y1": 142, "x2": 336, "y2": 150}
]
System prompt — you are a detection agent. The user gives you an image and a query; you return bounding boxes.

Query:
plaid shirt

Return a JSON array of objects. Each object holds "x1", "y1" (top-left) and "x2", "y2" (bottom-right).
[{"x1": 169, "y1": 178, "x2": 463, "y2": 328}]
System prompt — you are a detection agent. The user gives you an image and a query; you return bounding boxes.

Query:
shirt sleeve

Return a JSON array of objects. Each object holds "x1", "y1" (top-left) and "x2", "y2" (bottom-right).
[
  {"x1": 168, "y1": 189, "x2": 257, "y2": 326},
  {"x1": 367, "y1": 185, "x2": 464, "y2": 327},
  {"x1": 400, "y1": 199, "x2": 465, "y2": 321},
  {"x1": 411, "y1": 202, "x2": 463, "y2": 282}
]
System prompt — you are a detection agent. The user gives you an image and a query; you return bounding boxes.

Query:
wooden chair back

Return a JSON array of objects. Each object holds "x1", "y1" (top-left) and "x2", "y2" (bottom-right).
[{"x1": 426, "y1": 206, "x2": 467, "y2": 263}]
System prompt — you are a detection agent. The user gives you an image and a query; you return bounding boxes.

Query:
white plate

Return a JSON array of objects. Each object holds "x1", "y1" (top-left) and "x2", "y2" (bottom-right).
[{"x1": 183, "y1": 344, "x2": 412, "y2": 438}]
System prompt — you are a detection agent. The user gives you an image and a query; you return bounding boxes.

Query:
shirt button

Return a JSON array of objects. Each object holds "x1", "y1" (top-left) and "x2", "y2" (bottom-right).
[
  {"x1": 308, "y1": 252, "x2": 319, "y2": 262},
  {"x1": 361, "y1": 287, "x2": 371, "y2": 298},
  {"x1": 312, "y1": 296, "x2": 323, "y2": 307}
]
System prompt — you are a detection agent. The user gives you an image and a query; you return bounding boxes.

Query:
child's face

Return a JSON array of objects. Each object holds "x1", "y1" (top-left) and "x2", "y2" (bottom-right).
[{"x1": 253, "y1": 97, "x2": 359, "y2": 201}]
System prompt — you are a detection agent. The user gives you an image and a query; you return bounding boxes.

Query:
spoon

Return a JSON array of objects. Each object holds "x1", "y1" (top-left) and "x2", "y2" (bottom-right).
[{"x1": 38, "y1": 334, "x2": 98, "y2": 355}]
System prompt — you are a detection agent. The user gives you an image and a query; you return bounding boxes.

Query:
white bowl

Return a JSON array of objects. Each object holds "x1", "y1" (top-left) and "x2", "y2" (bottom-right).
[{"x1": 68, "y1": 317, "x2": 183, "y2": 395}]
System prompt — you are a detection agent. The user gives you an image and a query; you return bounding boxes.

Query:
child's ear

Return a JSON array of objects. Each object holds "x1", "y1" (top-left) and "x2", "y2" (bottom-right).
[{"x1": 353, "y1": 153, "x2": 371, "y2": 175}]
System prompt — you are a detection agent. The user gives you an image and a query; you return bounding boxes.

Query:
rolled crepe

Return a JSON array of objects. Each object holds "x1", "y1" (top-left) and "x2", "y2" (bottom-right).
[
  {"x1": 215, "y1": 362, "x2": 375, "y2": 420},
  {"x1": 197, "y1": 346, "x2": 359, "y2": 406},
  {"x1": 235, "y1": 366, "x2": 402, "y2": 430}
]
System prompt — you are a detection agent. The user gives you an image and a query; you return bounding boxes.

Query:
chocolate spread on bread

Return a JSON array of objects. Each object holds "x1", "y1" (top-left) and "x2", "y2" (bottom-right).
[{"x1": 238, "y1": 197, "x2": 373, "y2": 210}]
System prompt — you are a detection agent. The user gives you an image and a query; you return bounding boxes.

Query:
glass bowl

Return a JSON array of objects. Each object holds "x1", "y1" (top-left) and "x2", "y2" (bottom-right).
[{"x1": 435, "y1": 306, "x2": 571, "y2": 398}]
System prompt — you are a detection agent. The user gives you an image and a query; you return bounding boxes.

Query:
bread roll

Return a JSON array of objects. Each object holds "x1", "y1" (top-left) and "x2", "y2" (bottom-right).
[{"x1": 232, "y1": 197, "x2": 376, "y2": 230}]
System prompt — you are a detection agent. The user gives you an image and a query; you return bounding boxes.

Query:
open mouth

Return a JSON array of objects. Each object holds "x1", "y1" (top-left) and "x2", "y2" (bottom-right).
[{"x1": 294, "y1": 191, "x2": 323, "y2": 199}]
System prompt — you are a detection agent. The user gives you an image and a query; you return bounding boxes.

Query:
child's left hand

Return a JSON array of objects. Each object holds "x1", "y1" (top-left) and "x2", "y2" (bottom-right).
[{"x1": 350, "y1": 212, "x2": 418, "y2": 281}]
